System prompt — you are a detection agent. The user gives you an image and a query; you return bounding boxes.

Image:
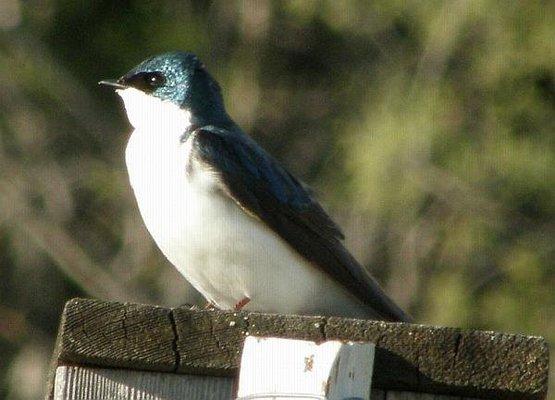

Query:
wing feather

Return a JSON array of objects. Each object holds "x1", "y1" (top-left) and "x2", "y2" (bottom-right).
[{"x1": 191, "y1": 126, "x2": 410, "y2": 322}]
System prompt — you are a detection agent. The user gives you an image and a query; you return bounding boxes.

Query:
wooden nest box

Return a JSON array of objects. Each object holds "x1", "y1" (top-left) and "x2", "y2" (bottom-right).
[{"x1": 46, "y1": 298, "x2": 549, "y2": 400}]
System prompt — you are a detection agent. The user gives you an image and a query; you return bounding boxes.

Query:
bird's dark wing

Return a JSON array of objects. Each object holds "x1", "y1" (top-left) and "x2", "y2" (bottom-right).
[{"x1": 191, "y1": 126, "x2": 410, "y2": 322}]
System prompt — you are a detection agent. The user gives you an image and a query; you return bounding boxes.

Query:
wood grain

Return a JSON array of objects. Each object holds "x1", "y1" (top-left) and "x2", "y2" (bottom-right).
[
  {"x1": 47, "y1": 298, "x2": 549, "y2": 400},
  {"x1": 52, "y1": 367, "x2": 477, "y2": 400},
  {"x1": 54, "y1": 298, "x2": 176, "y2": 372},
  {"x1": 385, "y1": 391, "x2": 462, "y2": 399},
  {"x1": 53, "y1": 366, "x2": 233, "y2": 400}
]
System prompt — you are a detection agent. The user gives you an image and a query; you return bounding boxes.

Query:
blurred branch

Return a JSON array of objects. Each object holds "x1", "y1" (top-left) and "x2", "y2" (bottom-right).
[
  {"x1": 18, "y1": 217, "x2": 151, "y2": 302},
  {"x1": 1, "y1": 34, "x2": 116, "y2": 145},
  {"x1": 412, "y1": 0, "x2": 478, "y2": 86},
  {"x1": 0, "y1": 305, "x2": 29, "y2": 344},
  {"x1": 0, "y1": 170, "x2": 152, "y2": 303}
]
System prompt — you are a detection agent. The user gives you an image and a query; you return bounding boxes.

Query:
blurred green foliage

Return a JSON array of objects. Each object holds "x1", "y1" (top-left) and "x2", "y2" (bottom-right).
[{"x1": 0, "y1": 1, "x2": 553, "y2": 399}]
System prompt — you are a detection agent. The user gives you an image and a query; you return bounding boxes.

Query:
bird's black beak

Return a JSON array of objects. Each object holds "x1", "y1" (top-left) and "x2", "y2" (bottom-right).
[{"x1": 98, "y1": 79, "x2": 127, "y2": 89}]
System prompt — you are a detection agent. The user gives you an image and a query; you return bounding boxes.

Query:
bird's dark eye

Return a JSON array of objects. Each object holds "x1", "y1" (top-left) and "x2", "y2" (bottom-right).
[
  {"x1": 145, "y1": 72, "x2": 165, "y2": 88},
  {"x1": 119, "y1": 71, "x2": 166, "y2": 93}
]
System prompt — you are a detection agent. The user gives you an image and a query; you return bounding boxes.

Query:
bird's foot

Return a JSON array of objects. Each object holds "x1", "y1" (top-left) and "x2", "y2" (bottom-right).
[
  {"x1": 203, "y1": 301, "x2": 217, "y2": 310},
  {"x1": 178, "y1": 303, "x2": 199, "y2": 310},
  {"x1": 234, "y1": 297, "x2": 251, "y2": 311}
]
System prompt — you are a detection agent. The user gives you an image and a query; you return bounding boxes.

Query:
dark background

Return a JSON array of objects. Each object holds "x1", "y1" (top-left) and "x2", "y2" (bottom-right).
[{"x1": 0, "y1": 1, "x2": 553, "y2": 398}]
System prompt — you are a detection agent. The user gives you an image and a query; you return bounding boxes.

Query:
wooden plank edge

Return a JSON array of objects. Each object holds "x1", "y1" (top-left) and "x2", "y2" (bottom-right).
[{"x1": 46, "y1": 298, "x2": 549, "y2": 400}]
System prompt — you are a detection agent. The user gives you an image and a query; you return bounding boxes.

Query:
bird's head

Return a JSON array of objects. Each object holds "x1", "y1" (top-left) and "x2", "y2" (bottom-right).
[{"x1": 100, "y1": 51, "x2": 229, "y2": 129}]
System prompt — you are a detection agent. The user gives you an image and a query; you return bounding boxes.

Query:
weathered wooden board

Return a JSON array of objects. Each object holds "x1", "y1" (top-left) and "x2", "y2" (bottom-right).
[
  {"x1": 53, "y1": 366, "x2": 233, "y2": 400},
  {"x1": 323, "y1": 317, "x2": 550, "y2": 399},
  {"x1": 52, "y1": 366, "x2": 470, "y2": 400},
  {"x1": 47, "y1": 298, "x2": 549, "y2": 400},
  {"x1": 385, "y1": 391, "x2": 481, "y2": 399},
  {"x1": 52, "y1": 298, "x2": 177, "y2": 372},
  {"x1": 372, "y1": 389, "x2": 386, "y2": 400},
  {"x1": 384, "y1": 391, "x2": 461, "y2": 399}
]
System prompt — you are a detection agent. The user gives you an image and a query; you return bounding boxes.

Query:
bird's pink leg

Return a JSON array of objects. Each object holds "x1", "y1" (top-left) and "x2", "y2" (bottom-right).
[{"x1": 234, "y1": 297, "x2": 251, "y2": 311}]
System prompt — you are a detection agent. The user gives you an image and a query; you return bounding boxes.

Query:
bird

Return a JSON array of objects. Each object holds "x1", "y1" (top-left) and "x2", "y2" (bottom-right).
[{"x1": 99, "y1": 51, "x2": 410, "y2": 322}]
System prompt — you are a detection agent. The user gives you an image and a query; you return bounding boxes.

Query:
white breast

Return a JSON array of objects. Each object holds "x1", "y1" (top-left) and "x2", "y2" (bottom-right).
[{"x1": 119, "y1": 88, "x2": 370, "y2": 317}]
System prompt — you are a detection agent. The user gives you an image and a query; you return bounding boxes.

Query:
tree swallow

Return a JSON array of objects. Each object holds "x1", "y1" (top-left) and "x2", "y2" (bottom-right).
[{"x1": 99, "y1": 51, "x2": 409, "y2": 321}]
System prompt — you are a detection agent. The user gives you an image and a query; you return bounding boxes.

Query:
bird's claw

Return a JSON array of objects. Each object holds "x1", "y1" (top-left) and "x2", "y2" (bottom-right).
[{"x1": 234, "y1": 297, "x2": 251, "y2": 311}]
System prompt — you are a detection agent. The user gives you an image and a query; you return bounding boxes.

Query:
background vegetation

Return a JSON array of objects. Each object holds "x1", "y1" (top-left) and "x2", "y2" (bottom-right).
[{"x1": 0, "y1": 1, "x2": 553, "y2": 398}]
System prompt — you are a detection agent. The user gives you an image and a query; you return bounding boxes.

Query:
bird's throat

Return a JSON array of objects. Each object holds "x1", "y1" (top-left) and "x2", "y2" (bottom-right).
[{"x1": 117, "y1": 87, "x2": 193, "y2": 135}]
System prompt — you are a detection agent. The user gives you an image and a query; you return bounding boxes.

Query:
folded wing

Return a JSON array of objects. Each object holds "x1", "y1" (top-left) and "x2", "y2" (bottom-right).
[{"x1": 191, "y1": 126, "x2": 410, "y2": 322}]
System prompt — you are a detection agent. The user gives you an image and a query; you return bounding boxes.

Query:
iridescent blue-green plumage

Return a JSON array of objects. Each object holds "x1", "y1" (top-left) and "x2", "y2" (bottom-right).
[{"x1": 118, "y1": 51, "x2": 231, "y2": 127}]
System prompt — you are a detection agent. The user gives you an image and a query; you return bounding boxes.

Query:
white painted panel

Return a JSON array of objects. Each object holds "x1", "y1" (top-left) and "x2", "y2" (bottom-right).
[
  {"x1": 53, "y1": 366, "x2": 233, "y2": 400},
  {"x1": 237, "y1": 336, "x2": 375, "y2": 400}
]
